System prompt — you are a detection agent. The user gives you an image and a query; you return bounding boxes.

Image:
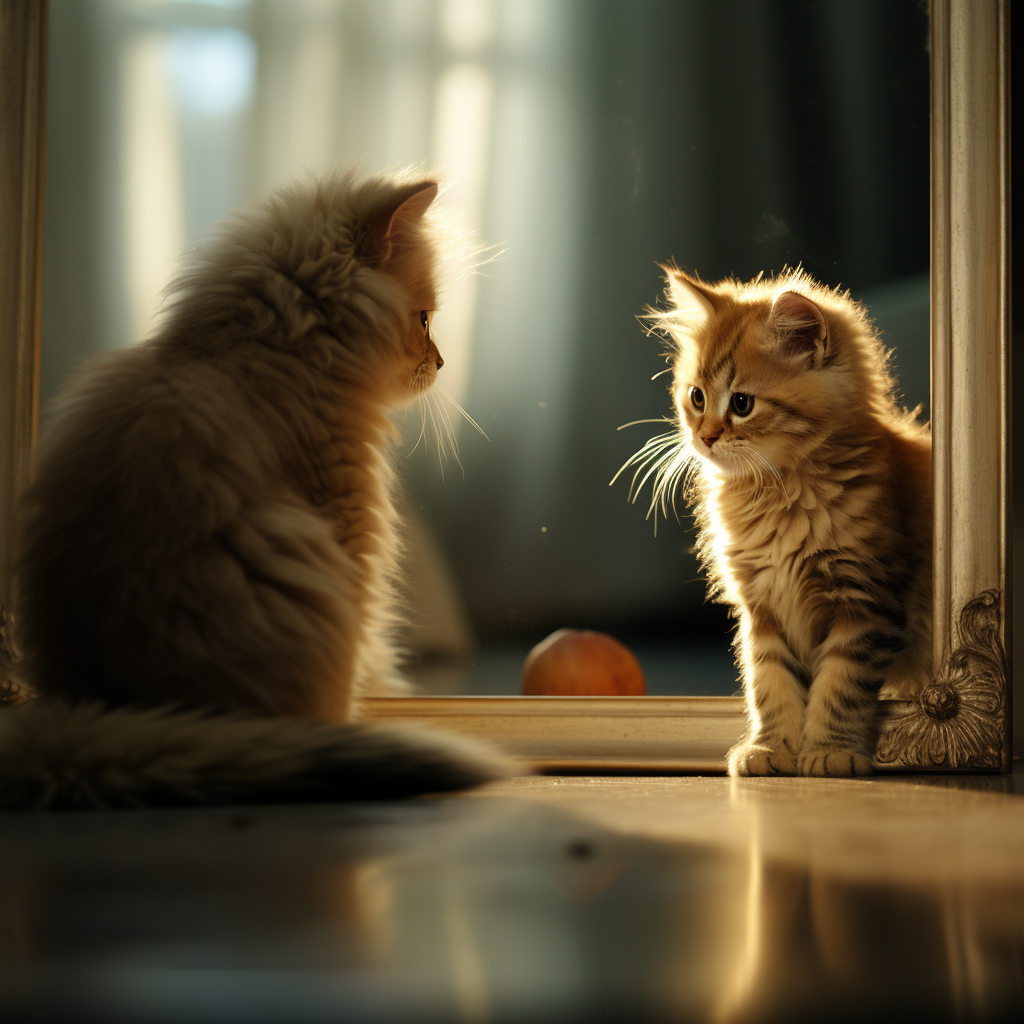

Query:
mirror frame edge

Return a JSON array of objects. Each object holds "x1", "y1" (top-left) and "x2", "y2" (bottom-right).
[
  {"x1": 0, "y1": 0, "x2": 46, "y2": 614},
  {"x1": 871, "y1": 0, "x2": 1012, "y2": 774}
]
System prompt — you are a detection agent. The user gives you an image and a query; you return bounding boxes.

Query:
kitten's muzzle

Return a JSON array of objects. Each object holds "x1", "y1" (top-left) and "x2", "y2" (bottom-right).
[{"x1": 701, "y1": 433, "x2": 721, "y2": 448}]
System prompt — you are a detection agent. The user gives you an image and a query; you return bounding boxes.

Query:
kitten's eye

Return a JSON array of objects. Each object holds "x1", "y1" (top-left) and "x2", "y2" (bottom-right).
[
  {"x1": 689, "y1": 386, "x2": 705, "y2": 411},
  {"x1": 420, "y1": 310, "x2": 430, "y2": 332},
  {"x1": 730, "y1": 393, "x2": 754, "y2": 417}
]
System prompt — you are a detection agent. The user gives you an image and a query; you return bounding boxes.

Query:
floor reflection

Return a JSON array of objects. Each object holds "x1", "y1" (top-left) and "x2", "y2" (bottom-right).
[
  {"x1": 0, "y1": 775, "x2": 1021, "y2": 1022},
  {"x1": 699, "y1": 811, "x2": 1023, "y2": 1024}
]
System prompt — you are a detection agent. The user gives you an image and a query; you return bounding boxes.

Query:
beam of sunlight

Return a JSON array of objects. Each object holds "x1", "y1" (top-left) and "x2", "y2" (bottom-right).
[
  {"x1": 256, "y1": 0, "x2": 339, "y2": 186},
  {"x1": 430, "y1": 60, "x2": 493, "y2": 406},
  {"x1": 121, "y1": 31, "x2": 186, "y2": 343},
  {"x1": 440, "y1": 0, "x2": 495, "y2": 54},
  {"x1": 712, "y1": 793, "x2": 765, "y2": 1024},
  {"x1": 287, "y1": 5, "x2": 340, "y2": 176}
]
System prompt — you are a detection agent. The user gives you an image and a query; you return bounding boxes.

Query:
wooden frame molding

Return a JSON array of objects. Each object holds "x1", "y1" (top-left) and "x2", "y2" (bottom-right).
[
  {"x1": 0, "y1": 1, "x2": 47, "y2": 611},
  {"x1": 368, "y1": 696, "x2": 746, "y2": 773},
  {"x1": 0, "y1": 1, "x2": 1011, "y2": 773}
]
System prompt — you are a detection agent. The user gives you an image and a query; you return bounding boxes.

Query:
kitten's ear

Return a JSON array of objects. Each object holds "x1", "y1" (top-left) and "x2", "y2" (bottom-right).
[
  {"x1": 374, "y1": 181, "x2": 439, "y2": 261},
  {"x1": 771, "y1": 290, "x2": 828, "y2": 364},
  {"x1": 663, "y1": 268, "x2": 719, "y2": 332}
]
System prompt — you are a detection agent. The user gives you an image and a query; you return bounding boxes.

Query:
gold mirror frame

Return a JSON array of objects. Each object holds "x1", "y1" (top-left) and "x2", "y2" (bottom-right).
[{"x1": 0, "y1": 0, "x2": 1011, "y2": 773}]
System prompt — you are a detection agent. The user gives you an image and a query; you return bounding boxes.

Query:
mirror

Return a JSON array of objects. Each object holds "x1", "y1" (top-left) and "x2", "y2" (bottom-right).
[{"x1": 40, "y1": 0, "x2": 929, "y2": 697}]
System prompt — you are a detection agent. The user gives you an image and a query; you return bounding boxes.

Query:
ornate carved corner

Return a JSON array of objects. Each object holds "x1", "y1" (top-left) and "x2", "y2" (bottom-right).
[{"x1": 874, "y1": 590, "x2": 1007, "y2": 771}]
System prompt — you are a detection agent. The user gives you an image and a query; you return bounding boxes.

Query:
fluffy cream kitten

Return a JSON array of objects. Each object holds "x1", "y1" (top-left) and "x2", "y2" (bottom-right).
[
  {"x1": 624, "y1": 267, "x2": 931, "y2": 777},
  {"x1": 0, "y1": 170, "x2": 513, "y2": 808}
]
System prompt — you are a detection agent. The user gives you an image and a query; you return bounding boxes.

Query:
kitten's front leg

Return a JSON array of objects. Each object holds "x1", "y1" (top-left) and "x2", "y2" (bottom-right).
[
  {"x1": 728, "y1": 609, "x2": 806, "y2": 777},
  {"x1": 799, "y1": 606, "x2": 900, "y2": 776}
]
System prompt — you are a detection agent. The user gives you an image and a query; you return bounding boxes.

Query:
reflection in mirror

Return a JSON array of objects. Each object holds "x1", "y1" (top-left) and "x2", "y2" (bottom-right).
[{"x1": 41, "y1": 0, "x2": 928, "y2": 696}]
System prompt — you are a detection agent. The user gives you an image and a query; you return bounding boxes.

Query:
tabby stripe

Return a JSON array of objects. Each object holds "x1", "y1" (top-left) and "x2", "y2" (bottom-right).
[
  {"x1": 857, "y1": 628, "x2": 906, "y2": 655},
  {"x1": 817, "y1": 663, "x2": 886, "y2": 702},
  {"x1": 766, "y1": 397, "x2": 805, "y2": 421},
  {"x1": 705, "y1": 335, "x2": 741, "y2": 379},
  {"x1": 828, "y1": 595, "x2": 894, "y2": 619},
  {"x1": 758, "y1": 650, "x2": 811, "y2": 688}
]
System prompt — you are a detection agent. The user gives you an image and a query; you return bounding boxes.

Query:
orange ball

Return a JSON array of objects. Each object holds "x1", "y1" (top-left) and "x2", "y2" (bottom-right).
[{"x1": 522, "y1": 629, "x2": 646, "y2": 696}]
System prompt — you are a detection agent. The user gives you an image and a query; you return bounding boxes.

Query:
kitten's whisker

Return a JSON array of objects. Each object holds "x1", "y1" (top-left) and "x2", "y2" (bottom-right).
[
  {"x1": 747, "y1": 447, "x2": 789, "y2": 502},
  {"x1": 670, "y1": 449, "x2": 698, "y2": 516},
  {"x1": 406, "y1": 388, "x2": 483, "y2": 479},
  {"x1": 609, "y1": 430, "x2": 680, "y2": 488},
  {"x1": 435, "y1": 399, "x2": 458, "y2": 468},
  {"x1": 746, "y1": 451, "x2": 765, "y2": 495},
  {"x1": 437, "y1": 388, "x2": 489, "y2": 441},
  {"x1": 624, "y1": 436, "x2": 681, "y2": 472},
  {"x1": 753, "y1": 450, "x2": 785, "y2": 493},
  {"x1": 740, "y1": 450, "x2": 765, "y2": 497},
  {"x1": 649, "y1": 445, "x2": 694, "y2": 519},
  {"x1": 443, "y1": 413, "x2": 463, "y2": 464},
  {"x1": 424, "y1": 391, "x2": 444, "y2": 458},
  {"x1": 634, "y1": 446, "x2": 682, "y2": 504},
  {"x1": 432, "y1": 390, "x2": 466, "y2": 478},
  {"x1": 745, "y1": 449, "x2": 773, "y2": 491},
  {"x1": 626, "y1": 440, "x2": 683, "y2": 500},
  {"x1": 613, "y1": 426, "x2": 703, "y2": 532},
  {"x1": 650, "y1": 367, "x2": 673, "y2": 380},
  {"x1": 407, "y1": 396, "x2": 429, "y2": 457},
  {"x1": 617, "y1": 417, "x2": 672, "y2": 431},
  {"x1": 649, "y1": 449, "x2": 694, "y2": 529},
  {"x1": 649, "y1": 464, "x2": 674, "y2": 521},
  {"x1": 432, "y1": 390, "x2": 460, "y2": 457},
  {"x1": 423, "y1": 392, "x2": 445, "y2": 481}
]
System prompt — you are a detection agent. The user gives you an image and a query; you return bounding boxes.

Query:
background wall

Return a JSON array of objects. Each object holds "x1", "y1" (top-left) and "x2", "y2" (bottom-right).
[{"x1": 41, "y1": 0, "x2": 930, "y2": 692}]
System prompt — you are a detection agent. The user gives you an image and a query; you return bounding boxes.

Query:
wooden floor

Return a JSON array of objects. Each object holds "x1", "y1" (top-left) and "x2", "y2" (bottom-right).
[{"x1": 1, "y1": 769, "x2": 1023, "y2": 1023}]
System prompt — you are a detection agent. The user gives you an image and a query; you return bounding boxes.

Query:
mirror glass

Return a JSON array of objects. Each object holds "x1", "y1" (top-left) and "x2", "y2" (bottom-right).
[{"x1": 41, "y1": 0, "x2": 929, "y2": 696}]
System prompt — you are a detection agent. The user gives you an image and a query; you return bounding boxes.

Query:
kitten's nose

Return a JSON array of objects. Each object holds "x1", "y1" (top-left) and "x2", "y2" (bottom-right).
[
  {"x1": 435, "y1": 354, "x2": 444, "y2": 370},
  {"x1": 701, "y1": 433, "x2": 721, "y2": 448}
]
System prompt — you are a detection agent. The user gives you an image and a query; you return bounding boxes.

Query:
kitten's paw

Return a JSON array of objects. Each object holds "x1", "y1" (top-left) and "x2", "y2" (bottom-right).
[
  {"x1": 728, "y1": 739, "x2": 798, "y2": 777},
  {"x1": 798, "y1": 745, "x2": 874, "y2": 777}
]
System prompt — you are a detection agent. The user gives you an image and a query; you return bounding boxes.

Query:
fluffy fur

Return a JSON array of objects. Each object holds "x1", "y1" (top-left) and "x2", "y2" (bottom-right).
[
  {"x1": 1, "y1": 169, "x2": 515, "y2": 807},
  {"x1": 622, "y1": 267, "x2": 931, "y2": 777},
  {"x1": 0, "y1": 700, "x2": 513, "y2": 809}
]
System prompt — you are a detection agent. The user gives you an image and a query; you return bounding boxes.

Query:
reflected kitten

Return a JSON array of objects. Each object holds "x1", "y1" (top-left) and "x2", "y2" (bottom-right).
[
  {"x1": 1, "y1": 170, "x2": 514, "y2": 807},
  {"x1": 625, "y1": 268, "x2": 931, "y2": 776}
]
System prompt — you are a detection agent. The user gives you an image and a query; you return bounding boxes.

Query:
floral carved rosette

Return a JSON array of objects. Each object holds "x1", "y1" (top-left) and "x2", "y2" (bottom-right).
[{"x1": 875, "y1": 589, "x2": 1006, "y2": 770}]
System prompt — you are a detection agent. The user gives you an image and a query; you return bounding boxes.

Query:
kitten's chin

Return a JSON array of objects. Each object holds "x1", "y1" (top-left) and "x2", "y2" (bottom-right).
[
  {"x1": 410, "y1": 373, "x2": 437, "y2": 399},
  {"x1": 389, "y1": 384, "x2": 431, "y2": 410},
  {"x1": 714, "y1": 460, "x2": 750, "y2": 481},
  {"x1": 696, "y1": 450, "x2": 727, "y2": 479},
  {"x1": 386, "y1": 369, "x2": 437, "y2": 409},
  {"x1": 699, "y1": 450, "x2": 754, "y2": 482}
]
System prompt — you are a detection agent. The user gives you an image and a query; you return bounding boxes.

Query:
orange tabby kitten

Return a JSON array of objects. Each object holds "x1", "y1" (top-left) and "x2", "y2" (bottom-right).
[
  {"x1": 626, "y1": 267, "x2": 931, "y2": 776},
  {"x1": 0, "y1": 170, "x2": 513, "y2": 807}
]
